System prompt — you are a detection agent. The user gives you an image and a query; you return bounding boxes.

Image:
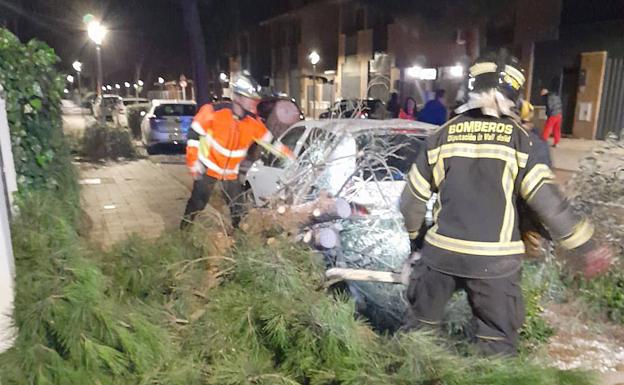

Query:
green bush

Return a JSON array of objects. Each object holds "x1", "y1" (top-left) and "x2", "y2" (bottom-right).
[
  {"x1": 575, "y1": 270, "x2": 624, "y2": 324},
  {"x1": 126, "y1": 103, "x2": 150, "y2": 139},
  {"x1": 80, "y1": 124, "x2": 137, "y2": 161},
  {"x1": 0, "y1": 28, "x2": 66, "y2": 192}
]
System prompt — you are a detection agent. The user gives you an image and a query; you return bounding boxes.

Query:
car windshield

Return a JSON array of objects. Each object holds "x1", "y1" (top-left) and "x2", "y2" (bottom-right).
[
  {"x1": 123, "y1": 99, "x2": 147, "y2": 106},
  {"x1": 102, "y1": 97, "x2": 120, "y2": 107},
  {"x1": 153, "y1": 104, "x2": 196, "y2": 117}
]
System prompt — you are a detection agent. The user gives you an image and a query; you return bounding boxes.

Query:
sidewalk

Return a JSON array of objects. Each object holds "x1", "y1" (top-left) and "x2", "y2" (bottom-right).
[
  {"x1": 549, "y1": 138, "x2": 624, "y2": 187},
  {"x1": 79, "y1": 159, "x2": 191, "y2": 249}
]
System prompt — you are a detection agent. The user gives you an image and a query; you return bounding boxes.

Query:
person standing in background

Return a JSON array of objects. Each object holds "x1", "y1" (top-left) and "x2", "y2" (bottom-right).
[
  {"x1": 418, "y1": 89, "x2": 447, "y2": 125},
  {"x1": 540, "y1": 88, "x2": 563, "y2": 148},
  {"x1": 399, "y1": 97, "x2": 418, "y2": 120},
  {"x1": 386, "y1": 92, "x2": 400, "y2": 118}
]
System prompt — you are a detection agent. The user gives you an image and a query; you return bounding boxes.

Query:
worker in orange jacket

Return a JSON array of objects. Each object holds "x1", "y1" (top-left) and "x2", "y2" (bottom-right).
[{"x1": 181, "y1": 73, "x2": 293, "y2": 229}]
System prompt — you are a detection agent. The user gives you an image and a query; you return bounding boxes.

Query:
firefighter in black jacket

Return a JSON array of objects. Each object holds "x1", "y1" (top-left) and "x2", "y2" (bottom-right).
[{"x1": 399, "y1": 52, "x2": 613, "y2": 356}]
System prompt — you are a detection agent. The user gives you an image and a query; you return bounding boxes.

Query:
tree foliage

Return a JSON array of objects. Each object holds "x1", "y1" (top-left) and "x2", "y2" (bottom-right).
[{"x1": 0, "y1": 28, "x2": 67, "y2": 192}]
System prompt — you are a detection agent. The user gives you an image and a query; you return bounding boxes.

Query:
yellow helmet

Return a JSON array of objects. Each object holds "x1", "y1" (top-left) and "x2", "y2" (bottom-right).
[{"x1": 520, "y1": 100, "x2": 534, "y2": 122}]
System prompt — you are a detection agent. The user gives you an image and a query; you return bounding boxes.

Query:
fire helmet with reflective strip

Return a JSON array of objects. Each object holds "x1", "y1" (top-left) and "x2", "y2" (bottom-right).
[
  {"x1": 231, "y1": 73, "x2": 262, "y2": 100},
  {"x1": 467, "y1": 50, "x2": 526, "y2": 103}
]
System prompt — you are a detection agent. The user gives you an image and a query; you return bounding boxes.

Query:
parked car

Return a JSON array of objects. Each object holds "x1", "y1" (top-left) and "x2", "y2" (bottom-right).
[
  {"x1": 118, "y1": 97, "x2": 150, "y2": 127},
  {"x1": 319, "y1": 99, "x2": 386, "y2": 120},
  {"x1": 140, "y1": 100, "x2": 197, "y2": 154},
  {"x1": 122, "y1": 97, "x2": 149, "y2": 107},
  {"x1": 92, "y1": 94, "x2": 123, "y2": 122},
  {"x1": 244, "y1": 118, "x2": 437, "y2": 207}
]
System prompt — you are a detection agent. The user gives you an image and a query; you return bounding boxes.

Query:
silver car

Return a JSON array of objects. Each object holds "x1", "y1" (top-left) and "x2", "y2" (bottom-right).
[
  {"x1": 140, "y1": 100, "x2": 197, "y2": 154},
  {"x1": 244, "y1": 119, "x2": 437, "y2": 207}
]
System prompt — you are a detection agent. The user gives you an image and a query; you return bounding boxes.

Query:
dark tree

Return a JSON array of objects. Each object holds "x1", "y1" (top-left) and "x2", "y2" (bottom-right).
[{"x1": 180, "y1": 0, "x2": 210, "y2": 106}]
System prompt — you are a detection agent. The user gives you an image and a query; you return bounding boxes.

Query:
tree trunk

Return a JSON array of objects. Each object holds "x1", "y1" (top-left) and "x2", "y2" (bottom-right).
[{"x1": 180, "y1": 0, "x2": 210, "y2": 106}]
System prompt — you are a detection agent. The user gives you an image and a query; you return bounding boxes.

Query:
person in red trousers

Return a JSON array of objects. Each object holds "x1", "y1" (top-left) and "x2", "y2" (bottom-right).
[{"x1": 540, "y1": 88, "x2": 563, "y2": 147}]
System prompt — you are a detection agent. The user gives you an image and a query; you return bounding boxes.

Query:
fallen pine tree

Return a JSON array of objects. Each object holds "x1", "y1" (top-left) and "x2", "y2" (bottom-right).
[{"x1": 0, "y1": 182, "x2": 598, "y2": 384}]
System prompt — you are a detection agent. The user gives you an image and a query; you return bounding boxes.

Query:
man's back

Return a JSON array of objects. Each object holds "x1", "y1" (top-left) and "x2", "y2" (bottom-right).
[
  {"x1": 418, "y1": 99, "x2": 447, "y2": 125},
  {"x1": 410, "y1": 111, "x2": 533, "y2": 278},
  {"x1": 545, "y1": 93, "x2": 562, "y2": 117}
]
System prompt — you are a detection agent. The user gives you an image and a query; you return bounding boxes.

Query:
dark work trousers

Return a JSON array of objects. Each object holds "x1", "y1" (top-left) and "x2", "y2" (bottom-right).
[
  {"x1": 404, "y1": 259, "x2": 524, "y2": 356},
  {"x1": 180, "y1": 175, "x2": 245, "y2": 229}
]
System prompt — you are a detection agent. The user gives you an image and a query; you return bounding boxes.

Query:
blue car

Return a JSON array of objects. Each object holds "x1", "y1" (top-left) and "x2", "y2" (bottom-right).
[{"x1": 141, "y1": 100, "x2": 196, "y2": 154}]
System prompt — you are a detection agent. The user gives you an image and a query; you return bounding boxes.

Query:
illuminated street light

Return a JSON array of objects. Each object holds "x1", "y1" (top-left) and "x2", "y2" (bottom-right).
[
  {"x1": 106, "y1": 85, "x2": 112, "y2": 91},
  {"x1": 158, "y1": 77, "x2": 165, "y2": 84},
  {"x1": 72, "y1": 61, "x2": 83, "y2": 105},
  {"x1": 308, "y1": 51, "x2": 320, "y2": 118},
  {"x1": 219, "y1": 72, "x2": 228, "y2": 82},
  {"x1": 133, "y1": 84, "x2": 138, "y2": 89},
  {"x1": 124, "y1": 82, "x2": 131, "y2": 88},
  {"x1": 63, "y1": 88, "x2": 69, "y2": 94},
  {"x1": 137, "y1": 79, "x2": 144, "y2": 87},
  {"x1": 72, "y1": 61, "x2": 82, "y2": 73},
  {"x1": 87, "y1": 19, "x2": 107, "y2": 100},
  {"x1": 308, "y1": 51, "x2": 320, "y2": 65},
  {"x1": 115, "y1": 83, "x2": 121, "y2": 89},
  {"x1": 101, "y1": 86, "x2": 106, "y2": 91},
  {"x1": 450, "y1": 64, "x2": 464, "y2": 78},
  {"x1": 87, "y1": 21, "x2": 106, "y2": 45},
  {"x1": 66, "y1": 74, "x2": 74, "y2": 83}
]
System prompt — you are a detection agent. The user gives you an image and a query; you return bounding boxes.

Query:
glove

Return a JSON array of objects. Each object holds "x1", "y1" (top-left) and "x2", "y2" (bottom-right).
[
  {"x1": 582, "y1": 245, "x2": 614, "y2": 279},
  {"x1": 522, "y1": 231, "x2": 543, "y2": 258},
  {"x1": 188, "y1": 161, "x2": 205, "y2": 181}
]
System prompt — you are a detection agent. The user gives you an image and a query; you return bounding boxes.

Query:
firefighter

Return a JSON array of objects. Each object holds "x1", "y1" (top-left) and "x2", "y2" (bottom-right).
[
  {"x1": 399, "y1": 51, "x2": 613, "y2": 356},
  {"x1": 181, "y1": 73, "x2": 293, "y2": 229}
]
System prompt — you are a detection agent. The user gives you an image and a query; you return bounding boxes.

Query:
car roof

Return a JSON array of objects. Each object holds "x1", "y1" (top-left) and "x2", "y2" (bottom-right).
[
  {"x1": 291, "y1": 118, "x2": 437, "y2": 137},
  {"x1": 151, "y1": 99, "x2": 196, "y2": 106}
]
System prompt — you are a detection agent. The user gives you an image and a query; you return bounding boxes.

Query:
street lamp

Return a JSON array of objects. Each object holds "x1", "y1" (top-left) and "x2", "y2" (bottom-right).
[
  {"x1": 308, "y1": 51, "x2": 320, "y2": 118},
  {"x1": 137, "y1": 79, "x2": 144, "y2": 87},
  {"x1": 66, "y1": 75, "x2": 74, "y2": 83},
  {"x1": 87, "y1": 20, "x2": 107, "y2": 97}
]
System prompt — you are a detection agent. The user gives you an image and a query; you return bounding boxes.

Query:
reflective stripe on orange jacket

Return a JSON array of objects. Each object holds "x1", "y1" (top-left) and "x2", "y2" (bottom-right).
[{"x1": 186, "y1": 102, "x2": 272, "y2": 180}]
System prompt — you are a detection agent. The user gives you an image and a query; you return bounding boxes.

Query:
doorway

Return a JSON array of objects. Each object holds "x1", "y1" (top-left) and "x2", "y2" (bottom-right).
[{"x1": 560, "y1": 67, "x2": 579, "y2": 136}]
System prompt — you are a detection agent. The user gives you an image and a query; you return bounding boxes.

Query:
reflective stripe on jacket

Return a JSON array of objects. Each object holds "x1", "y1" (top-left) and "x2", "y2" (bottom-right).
[
  {"x1": 400, "y1": 110, "x2": 593, "y2": 278},
  {"x1": 186, "y1": 102, "x2": 272, "y2": 180}
]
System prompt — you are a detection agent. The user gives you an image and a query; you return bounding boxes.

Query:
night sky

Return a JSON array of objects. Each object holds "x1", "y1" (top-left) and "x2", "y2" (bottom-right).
[
  {"x1": 1, "y1": 0, "x2": 623, "y2": 89},
  {"x1": 0, "y1": 0, "x2": 291, "y2": 87}
]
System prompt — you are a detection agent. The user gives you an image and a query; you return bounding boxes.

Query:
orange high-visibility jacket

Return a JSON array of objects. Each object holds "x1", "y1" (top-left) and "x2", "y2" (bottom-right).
[{"x1": 186, "y1": 102, "x2": 286, "y2": 180}]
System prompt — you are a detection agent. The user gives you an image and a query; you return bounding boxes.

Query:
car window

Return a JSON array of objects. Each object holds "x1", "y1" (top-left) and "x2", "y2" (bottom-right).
[
  {"x1": 355, "y1": 133, "x2": 425, "y2": 180},
  {"x1": 153, "y1": 104, "x2": 196, "y2": 117},
  {"x1": 280, "y1": 125, "x2": 306, "y2": 152},
  {"x1": 103, "y1": 97, "x2": 120, "y2": 107}
]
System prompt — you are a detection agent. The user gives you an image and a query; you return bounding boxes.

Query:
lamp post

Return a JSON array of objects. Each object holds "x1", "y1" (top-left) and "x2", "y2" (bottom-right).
[
  {"x1": 124, "y1": 82, "x2": 131, "y2": 97},
  {"x1": 308, "y1": 51, "x2": 320, "y2": 118},
  {"x1": 87, "y1": 20, "x2": 106, "y2": 97},
  {"x1": 72, "y1": 61, "x2": 82, "y2": 101},
  {"x1": 136, "y1": 80, "x2": 144, "y2": 98}
]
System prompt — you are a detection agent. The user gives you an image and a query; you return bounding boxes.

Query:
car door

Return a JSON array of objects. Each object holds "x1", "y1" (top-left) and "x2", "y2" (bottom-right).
[{"x1": 245, "y1": 124, "x2": 309, "y2": 205}]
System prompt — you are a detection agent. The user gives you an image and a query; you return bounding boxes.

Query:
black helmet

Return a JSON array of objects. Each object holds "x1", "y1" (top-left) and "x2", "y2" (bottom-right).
[
  {"x1": 467, "y1": 50, "x2": 525, "y2": 103},
  {"x1": 231, "y1": 72, "x2": 262, "y2": 100}
]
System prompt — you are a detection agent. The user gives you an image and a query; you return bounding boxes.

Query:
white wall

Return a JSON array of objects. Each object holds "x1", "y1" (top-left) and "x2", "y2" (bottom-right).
[{"x1": 0, "y1": 92, "x2": 16, "y2": 353}]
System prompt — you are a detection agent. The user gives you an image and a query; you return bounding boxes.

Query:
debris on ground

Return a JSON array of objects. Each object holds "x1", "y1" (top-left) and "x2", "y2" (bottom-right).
[{"x1": 542, "y1": 303, "x2": 624, "y2": 373}]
